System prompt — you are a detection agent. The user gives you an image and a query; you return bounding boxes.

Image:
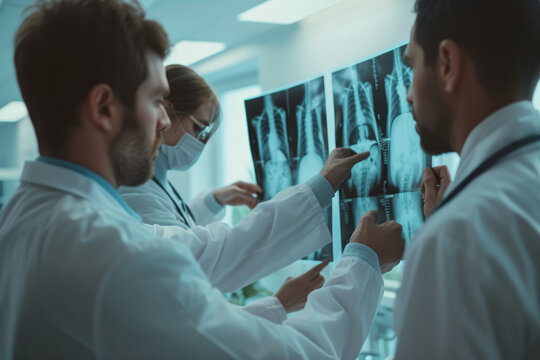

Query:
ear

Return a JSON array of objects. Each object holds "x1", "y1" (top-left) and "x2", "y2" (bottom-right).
[
  {"x1": 85, "y1": 84, "x2": 122, "y2": 133},
  {"x1": 437, "y1": 40, "x2": 462, "y2": 94}
]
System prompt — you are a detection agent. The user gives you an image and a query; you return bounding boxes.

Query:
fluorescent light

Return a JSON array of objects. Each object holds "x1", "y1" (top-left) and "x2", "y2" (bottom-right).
[
  {"x1": 164, "y1": 41, "x2": 226, "y2": 66},
  {"x1": 238, "y1": 0, "x2": 345, "y2": 25},
  {"x1": 0, "y1": 101, "x2": 27, "y2": 122}
]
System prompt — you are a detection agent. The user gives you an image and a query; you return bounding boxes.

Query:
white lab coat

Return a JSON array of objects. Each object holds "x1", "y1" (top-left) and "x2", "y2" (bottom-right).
[
  {"x1": 119, "y1": 170, "x2": 290, "y2": 323},
  {"x1": 120, "y1": 179, "x2": 225, "y2": 229},
  {"x1": 0, "y1": 160, "x2": 383, "y2": 359},
  {"x1": 394, "y1": 102, "x2": 540, "y2": 359}
]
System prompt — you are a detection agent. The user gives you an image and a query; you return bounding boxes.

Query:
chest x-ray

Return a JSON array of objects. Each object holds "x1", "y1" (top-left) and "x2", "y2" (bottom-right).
[
  {"x1": 333, "y1": 45, "x2": 430, "y2": 249},
  {"x1": 246, "y1": 77, "x2": 333, "y2": 261}
]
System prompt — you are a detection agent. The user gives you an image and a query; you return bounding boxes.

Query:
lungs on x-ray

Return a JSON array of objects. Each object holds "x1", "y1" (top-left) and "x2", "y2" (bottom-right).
[
  {"x1": 341, "y1": 67, "x2": 382, "y2": 198},
  {"x1": 296, "y1": 83, "x2": 327, "y2": 184},
  {"x1": 246, "y1": 77, "x2": 332, "y2": 261},
  {"x1": 334, "y1": 44, "x2": 431, "y2": 252},
  {"x1": 386, "y1": 48, "x2": 426, "y2": 192},
  {"x1": 251, "y1": 95, "x2": 293, "y2": 200}
]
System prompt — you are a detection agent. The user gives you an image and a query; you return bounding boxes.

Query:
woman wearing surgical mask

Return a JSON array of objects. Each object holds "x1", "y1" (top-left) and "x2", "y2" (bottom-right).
[{"x1": 120, "y1": 64, "x2": 328, "y2": 324}]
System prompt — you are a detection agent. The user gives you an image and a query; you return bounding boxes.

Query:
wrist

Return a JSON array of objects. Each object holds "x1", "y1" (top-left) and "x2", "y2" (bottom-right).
[
  {"x1": 319, "y1": 171, "x2": 337, "y2": 191},
  {"x1": 213, "y1": 189, "x2": 224, "y2": 206}
]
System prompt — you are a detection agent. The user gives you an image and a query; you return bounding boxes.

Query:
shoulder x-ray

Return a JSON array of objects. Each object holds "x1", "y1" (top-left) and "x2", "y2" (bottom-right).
[
  {"x1": 246, "y1": 77, "x2": 333, "y2": 261},
  {"x1": 333, "y1": 45, "x2": 430, "y2": 250}
]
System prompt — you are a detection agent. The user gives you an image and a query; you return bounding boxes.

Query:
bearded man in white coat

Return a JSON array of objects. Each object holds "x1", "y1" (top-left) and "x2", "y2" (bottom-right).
[
  {"x1": 393, "y1": 0, "x2": 540, "y2": 359},
  {"x1": 0, "y1": 0, "x2": 405, "y2": 359}
]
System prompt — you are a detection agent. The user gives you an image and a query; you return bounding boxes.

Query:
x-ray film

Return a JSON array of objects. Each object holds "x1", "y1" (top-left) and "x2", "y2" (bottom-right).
[
  {"x1": 333, "y1": 45, "x2": 431, "y2": 249},
  {"x1": 245, "y1": 77, "x2": 332, "y2": 261}
]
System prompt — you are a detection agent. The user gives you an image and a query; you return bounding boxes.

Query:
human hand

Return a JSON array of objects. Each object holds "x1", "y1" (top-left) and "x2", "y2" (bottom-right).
[
  {"x1": 349, "y1": 210, "x2": 404, "y2": 274},
  {"x1": 320, "y1": 148, "x2": 370, "y2": 191},
  {"x1": 421, "y1": 166, "x2": 451, "y2": 218},
  {"x1": 275, "y1": 260, "x2": 330, "y2": 313},
  {"x1": 213, "y1": 181, "x2": 263, "y2": 209}
]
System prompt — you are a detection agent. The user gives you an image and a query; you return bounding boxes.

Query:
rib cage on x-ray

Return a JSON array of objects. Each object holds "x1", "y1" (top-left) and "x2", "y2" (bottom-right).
[
  {"x1": 247, "y1": 78, "x2": 332, "y2": 261},
  {"x1": 385, "y1": 48, "x2": 425, "y2": 192},
  {"x1": 296, "y1": 83, "x2": 326, "y2": 184},
  {"x1": 341, "y1": 67, "x2": 382, "y2": 198},
  {"x1": 334, "y1": 44, "x2": 430, "y2": 251},
  {"x1": 252, "y1": 95, "x2": 293, "y2": 200},
  {"x1": 384, "y1": 48, "x2": 426, "y2": 243}
]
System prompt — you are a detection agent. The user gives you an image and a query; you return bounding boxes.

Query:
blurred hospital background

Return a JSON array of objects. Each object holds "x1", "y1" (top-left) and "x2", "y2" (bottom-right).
[{"x1": 0, "y1": 0, "x2": 539, "y2": 358}]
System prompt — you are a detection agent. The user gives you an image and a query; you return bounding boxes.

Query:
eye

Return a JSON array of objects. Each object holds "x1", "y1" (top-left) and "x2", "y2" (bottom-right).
[{"x1": 193, "y1": 123, "x2": 203, "y2": 133}]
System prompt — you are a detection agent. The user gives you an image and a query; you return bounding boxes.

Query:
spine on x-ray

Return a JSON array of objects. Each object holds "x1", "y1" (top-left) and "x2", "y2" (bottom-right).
[
  {"x1": 296, "y1": 83, "x2": 326, "y2": 184},
  {"x1": 342, "y1": 66, "x2": 381, "y2": 197},
  {"x1": 386, "y1": 48, "x2": 425, "y2": 192},
  {"x1": 252, "y1": 95, "x2": 292, "y2": 199}
]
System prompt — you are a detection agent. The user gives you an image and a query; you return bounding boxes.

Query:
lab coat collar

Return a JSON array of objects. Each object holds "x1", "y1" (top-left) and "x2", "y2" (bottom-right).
[
  {"x1": 448, "y1": 101, "x2": 540, "y2": 194},
  {"x1": 21, "y1": 158, "x2": 142, "y2": 222}
]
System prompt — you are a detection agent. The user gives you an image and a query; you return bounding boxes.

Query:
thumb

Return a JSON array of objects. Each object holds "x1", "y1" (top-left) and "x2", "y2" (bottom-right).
[
  {"x1": 360, "y1": 210, "x2": 378, "y2": 226},
  {"x1": 436, "y1": 166, "x2": 451, "y2": 190},
  {"x1": 422, "y1": 167, "x2": 438, "y2": 200}
]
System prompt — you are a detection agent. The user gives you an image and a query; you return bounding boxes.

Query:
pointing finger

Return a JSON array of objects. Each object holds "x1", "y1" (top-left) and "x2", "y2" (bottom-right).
[
  {"x1": 303, "y1": 259, "x2": 330, "y2": 280},
  {"x1": 235, "y1": 181, "x2": 263, "y2": 195},
  {"x1": 346, "y1": 151, "x2": 370, "y2": 167}
]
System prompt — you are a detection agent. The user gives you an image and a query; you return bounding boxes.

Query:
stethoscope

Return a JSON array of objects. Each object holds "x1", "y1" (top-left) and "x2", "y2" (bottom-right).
[
  {"x1": 152, "y1": 176, "x2": 197, "y2": 227},
  {"x1": 431, "y1": 134, "x2": 540, "y2": 215}
]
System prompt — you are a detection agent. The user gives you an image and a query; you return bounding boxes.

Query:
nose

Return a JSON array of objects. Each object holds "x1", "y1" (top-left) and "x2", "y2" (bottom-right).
[{"x1": 158, "y1": 103, "x2": 171, "y2": 132}]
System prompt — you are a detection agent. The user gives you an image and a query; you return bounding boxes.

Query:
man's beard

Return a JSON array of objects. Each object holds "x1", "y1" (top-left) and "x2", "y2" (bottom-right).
[
  {"x1": 413, "y1": 81, "x2": 454, "y2": 155},
  {"x1": 416, "y1": 119, "x2": 453, "y2": 155},
  {"x1": 110, "y1": 110, "x2": 159, "y2": 187}
]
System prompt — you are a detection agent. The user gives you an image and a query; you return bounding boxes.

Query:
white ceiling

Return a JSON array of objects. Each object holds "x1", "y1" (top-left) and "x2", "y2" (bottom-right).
[{"x1": 0, "y1": 0, "x2": 289, "y2": 107}]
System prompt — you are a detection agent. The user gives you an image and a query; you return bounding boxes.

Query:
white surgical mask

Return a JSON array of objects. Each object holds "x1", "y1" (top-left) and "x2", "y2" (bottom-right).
[{"x1": 160, "y1": 133, "x2": 205, "y2": 170}]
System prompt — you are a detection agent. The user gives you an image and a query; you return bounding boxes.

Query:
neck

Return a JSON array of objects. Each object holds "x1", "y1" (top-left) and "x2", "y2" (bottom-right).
[
  {"x1": 451, "y1": 93, "x2": 527, "y2": 155},
  {"x1": 42, "y1": 132, "x2": 118, "y2": 188}
]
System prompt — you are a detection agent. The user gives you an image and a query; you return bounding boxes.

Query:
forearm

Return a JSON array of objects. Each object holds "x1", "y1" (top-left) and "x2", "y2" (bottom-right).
[
  {"x1": 96, "y1": 243, "x2": 383, "y2": 360},
  {"x1": 189, "y1": 182, "x2": 331, "y2": 292}
]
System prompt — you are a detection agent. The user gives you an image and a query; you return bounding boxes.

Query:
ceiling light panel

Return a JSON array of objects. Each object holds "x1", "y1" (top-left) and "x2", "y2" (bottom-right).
[
  {"x1": 164, "y1": 41, "x2": 226, "y2": 66},
  {"x1": 238, "y1": 0, "x2": 345, "y2": 25}
]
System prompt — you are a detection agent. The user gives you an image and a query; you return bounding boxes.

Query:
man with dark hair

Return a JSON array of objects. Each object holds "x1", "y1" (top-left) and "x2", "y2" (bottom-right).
[
  {"x1": 0, "y1": 0, "x2": 405, "y2": 359},
  {"x1": 394, "y1": 0, "x2": 540, "y2": 358}
]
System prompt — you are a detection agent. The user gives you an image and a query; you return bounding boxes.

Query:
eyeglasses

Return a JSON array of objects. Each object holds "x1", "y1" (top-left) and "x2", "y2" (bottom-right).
[{"x1": 189, "y1": 114, "x2": 219, "y2": 143}]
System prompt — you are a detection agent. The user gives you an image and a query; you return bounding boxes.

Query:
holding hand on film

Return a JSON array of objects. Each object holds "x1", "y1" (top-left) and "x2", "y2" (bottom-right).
[
  {"x1": 213, "y1": 181, "x2": 263, "y2": 209},
  {"x1": 349, "y1": 210, "x2": 404, "y2": 274},
  {"x1": 275, "y1": 260, "x2": 330, "y2": 313},
  {"x1": 421, "y1": 166, "x2": 451, "y2": 218},
  {"x1": 320, "y1": 147, "x2": 370, "y2": 191}
]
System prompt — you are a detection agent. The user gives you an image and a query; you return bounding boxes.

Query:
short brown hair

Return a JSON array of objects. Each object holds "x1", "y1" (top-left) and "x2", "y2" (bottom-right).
[
  {"x1": 164, "y1": 64, "x2": 220, "y2": 125},
  {"x1": 413, "y1": 0, "x2": 540, "y2": 95},
  {"x1": 14, "y1": 0, "x2": 170, "y2": 154}
]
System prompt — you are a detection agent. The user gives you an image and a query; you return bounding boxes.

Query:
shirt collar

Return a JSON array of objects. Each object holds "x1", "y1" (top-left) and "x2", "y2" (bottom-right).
[
  {"x1": 31, "y1": 157, "x2": 142, "y2": 222},
  {"x1": 448, "y1": 101, "x2": 540, "y2": 192}
]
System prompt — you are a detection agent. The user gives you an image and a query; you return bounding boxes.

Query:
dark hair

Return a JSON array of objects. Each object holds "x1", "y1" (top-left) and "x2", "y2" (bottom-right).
[
  {"x1": 413, "y1": 0, "x2": 540, "y2": 95},
  {"x1": 14, "y1": 0, "x2": 170, "y2": 154},
  {"x1": 164, "y1": 64, "x2": 220, "y2": 124}
]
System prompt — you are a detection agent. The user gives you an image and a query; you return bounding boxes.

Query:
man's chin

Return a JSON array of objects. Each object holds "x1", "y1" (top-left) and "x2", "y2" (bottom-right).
[{"x1": 419, "y1": 137, "x2": 452, "y2": 156}]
